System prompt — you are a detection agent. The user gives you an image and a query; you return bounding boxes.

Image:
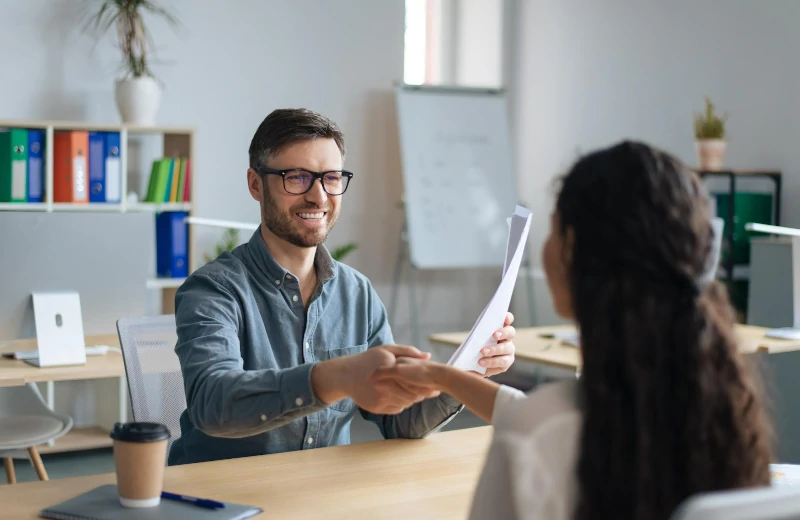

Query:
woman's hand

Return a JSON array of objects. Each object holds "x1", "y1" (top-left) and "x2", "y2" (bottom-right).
[{"x1": 368, "y1": 357, "x2": 452, "y2": 396}]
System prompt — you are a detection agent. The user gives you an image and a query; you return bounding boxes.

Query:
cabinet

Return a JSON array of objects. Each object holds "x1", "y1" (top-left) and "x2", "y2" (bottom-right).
[{"x1": 700, "y1": 169, "x2": 781, "y2": 318}]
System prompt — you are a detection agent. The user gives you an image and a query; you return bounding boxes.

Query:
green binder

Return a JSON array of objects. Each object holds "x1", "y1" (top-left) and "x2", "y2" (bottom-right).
[
  {"x1": 145, "y1": 159, "x2": 173, "y2": 203},
  {"x1": 0, "y1": 128, "x2": 28, "y2": 203}
]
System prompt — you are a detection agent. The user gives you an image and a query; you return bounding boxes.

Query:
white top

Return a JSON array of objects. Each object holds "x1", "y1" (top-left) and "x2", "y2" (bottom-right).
[{"x1": 468, "y1": 380, "x2": 583, "y2": 520}]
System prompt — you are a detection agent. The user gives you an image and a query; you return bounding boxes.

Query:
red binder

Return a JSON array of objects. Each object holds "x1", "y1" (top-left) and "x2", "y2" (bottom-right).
[{"x1": 54, "y1": 131, "x2": 89, "y2": 203}]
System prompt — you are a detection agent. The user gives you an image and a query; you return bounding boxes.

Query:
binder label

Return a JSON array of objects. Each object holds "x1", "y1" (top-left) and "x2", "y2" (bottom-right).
[
  {"x1": 105, "y1": 157, "x2": 121, "y2": 202},
  {"x1": 11, "y1": 160, "x2": 25, "y2": 200},
  {"x1": 28, "y1": 156, "x2": 42, "y2": 199},
  {"x1": 74, "y1": 156, "x2": 87, "y2": 201}
]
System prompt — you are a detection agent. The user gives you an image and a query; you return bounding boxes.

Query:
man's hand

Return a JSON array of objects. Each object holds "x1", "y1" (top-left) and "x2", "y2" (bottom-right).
[
  {"x1": 346, "y1": 346, "x2": 442, "y2": 414},
  {"x1": 477, "y1": 312, "x2": 517, "y2": 377},
  {"x1": 311, "y1": 345, "x2": 440, "y2": 415},
  {"x1": 368, "y1": 357, "x2": 449, "y2": 393}
]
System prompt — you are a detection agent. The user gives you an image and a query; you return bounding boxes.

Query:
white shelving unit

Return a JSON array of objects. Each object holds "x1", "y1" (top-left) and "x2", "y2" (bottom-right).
[
  {"x1": 146, "y1": 277, "x2": 187, "y2": 289},
  {"x1": 0, "y1": 120, "x2": 196, "y2": 298},
  {"x1": 0, "y1": 120, "x2": 196, "y2": 454}
]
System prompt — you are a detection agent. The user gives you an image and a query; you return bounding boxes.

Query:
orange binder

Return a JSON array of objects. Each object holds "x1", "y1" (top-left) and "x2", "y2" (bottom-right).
[{"x1": 54, "y1": 131, "x2": 89, "y2": 203}]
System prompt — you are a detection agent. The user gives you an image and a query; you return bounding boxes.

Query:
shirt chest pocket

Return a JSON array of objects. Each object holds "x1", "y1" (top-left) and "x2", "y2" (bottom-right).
[{"x1": 322, "y1": 343, "x2": 368, "y2": 412}]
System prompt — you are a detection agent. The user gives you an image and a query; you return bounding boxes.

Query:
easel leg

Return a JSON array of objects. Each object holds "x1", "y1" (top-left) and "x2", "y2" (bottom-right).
[
  {"x1": 523, "y1": 243, "x2": 537, "y2": 327},
  {"x1": 388, "y1": 223, "x2": 406, "y2": 327},
  {"x1": 388, "y1": 216, "x2": 422, "y2": 348},
  {"x1": 407, "y1": 262, "x2": 422, "y2": 349}
]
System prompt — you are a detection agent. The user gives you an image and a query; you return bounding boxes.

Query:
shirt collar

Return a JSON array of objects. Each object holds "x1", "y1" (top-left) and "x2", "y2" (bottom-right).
[{"x1": 247, "y1": 227, "x2": 338, "y2": 284}]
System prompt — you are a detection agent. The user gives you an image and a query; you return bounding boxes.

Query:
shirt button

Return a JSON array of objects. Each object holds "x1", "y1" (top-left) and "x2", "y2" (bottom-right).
[
  {"x1": 260, "y1": 414, "x2": 267, "y2": 421},
  {"x1": 305, "y1": 342, "x2": 310, "y2": 350},
  {"x1": 292, "y1": 294, "x2": 299, "y2": 302},
  {"x1": 307, "y1": 437, "x2": 313, "y2": 445},
  {"x1": 295, "y1": 397, "x2": 303, "y2": 406},
  {"x1": 286, "y1": 274, "x2": 293, "y2": 280},
  {"x1": 274, "y1": 279, "x2": 281, "y2": 286}
]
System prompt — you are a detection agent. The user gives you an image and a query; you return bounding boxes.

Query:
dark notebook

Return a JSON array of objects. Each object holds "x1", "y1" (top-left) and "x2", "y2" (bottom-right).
[{"x1": 39, "y1": 485, "x2": 262, "y2": 520}]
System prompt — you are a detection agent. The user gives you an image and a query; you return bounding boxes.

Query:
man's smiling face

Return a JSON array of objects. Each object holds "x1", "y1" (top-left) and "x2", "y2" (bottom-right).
[{"x1": 259, "y1": 138, "x2": 343, "y2": 248}]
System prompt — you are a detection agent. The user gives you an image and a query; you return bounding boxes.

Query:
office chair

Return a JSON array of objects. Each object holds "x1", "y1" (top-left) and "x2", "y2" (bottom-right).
[
  {"x1": 671, "y1": 485, "x2": 800, "y2": 520},
  {"x1": 0, "y1": 383, "x2": 73, "y2": 483},
  {"x1": 116, "y1": 315, "x2": 185, "y2": 460}
]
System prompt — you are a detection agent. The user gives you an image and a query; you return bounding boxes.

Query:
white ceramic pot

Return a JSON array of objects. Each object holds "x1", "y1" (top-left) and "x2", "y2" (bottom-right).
[
  {"x1": 115, "y1": 77, "x2": 162, "y2": 125},
  {"x1": 695, "y1": 139, "x2": 727, "y2": 171}
]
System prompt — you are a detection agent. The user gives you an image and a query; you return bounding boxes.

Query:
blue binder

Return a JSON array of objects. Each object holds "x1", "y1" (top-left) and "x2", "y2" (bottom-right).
[
  {"x1": 27, "y1": 130, "x2": 44, "y2": 202},
  {"x1": 88, "y1": 132, "x2": 105, "y2": 202},
  {"x1": 156, "y1": 211, "x2": 189, "y2": 278},
  {"x1": 87, "y1": 132, "x2": 121, "y2": 203},
  {"x1": 104, "y1": 132, "x2": 121, "y2": 202}
]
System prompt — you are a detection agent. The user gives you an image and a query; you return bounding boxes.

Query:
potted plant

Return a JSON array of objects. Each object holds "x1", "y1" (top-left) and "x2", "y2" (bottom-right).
[
  {"x1": 330, "y1": 243, "x2": 358, "y2": 263},
  {"x1": 204, "y1": 228, "x2": 240, "y2": 264},
  {"x1": 694, "y1": 96, "x2": 728, "y2": 171},
  {"x1": 83, "y1": 1, "x2": 179, "y2": 125}
]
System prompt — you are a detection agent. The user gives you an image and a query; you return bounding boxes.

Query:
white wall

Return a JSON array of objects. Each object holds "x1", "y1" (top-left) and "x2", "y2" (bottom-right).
[
  {"x1": 0, "y1": 0, "x2": 505, "y2": 349},
  {"x1": 454, "y1": 0, "x2": 503, "y2": 87},
  {"x1": 510, "y1": 0, "x2": 800, "y2": 267},
  {"x1": 432, "y1": 0, "x2": 504, "y2": 88}
]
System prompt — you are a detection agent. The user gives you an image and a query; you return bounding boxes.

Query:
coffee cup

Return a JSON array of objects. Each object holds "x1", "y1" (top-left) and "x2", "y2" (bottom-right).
[{"x1": 109, "y1": 422, "x2": 170, "y2": 508}]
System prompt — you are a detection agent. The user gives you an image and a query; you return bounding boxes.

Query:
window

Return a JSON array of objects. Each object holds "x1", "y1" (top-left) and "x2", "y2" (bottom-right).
[
  {"x1": 404, "y1": 0, "x2": 504, "y2": 88},
  {"x1": 404, "y1": 0, "x2": 429, "y2": 85}
]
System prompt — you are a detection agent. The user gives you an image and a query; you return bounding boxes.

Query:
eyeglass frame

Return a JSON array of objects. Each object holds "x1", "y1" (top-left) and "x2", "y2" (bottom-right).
[{"x1": 254, "y1": 165, "x2": 354, "y2": 196}]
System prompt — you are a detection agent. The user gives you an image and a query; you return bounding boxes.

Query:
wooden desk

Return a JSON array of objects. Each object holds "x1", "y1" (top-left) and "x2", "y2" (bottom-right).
[
  {"x1": 430, "y1": 324, "x2": 800, "y2": 372},
  {"x1": 0, "y1": 426, "x2": 492, "y2": 520},
  {"x1": 0, "y1": 334, "x2": 126, "y2": 453},
  {"x1": 0, "y1": 334, "x2": 124, "y2": 387}
]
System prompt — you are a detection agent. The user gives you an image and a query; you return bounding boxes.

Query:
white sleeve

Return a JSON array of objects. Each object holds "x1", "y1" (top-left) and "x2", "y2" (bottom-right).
[{"x1": 492, "y1": 384, "x2": 527, "y2": 424}]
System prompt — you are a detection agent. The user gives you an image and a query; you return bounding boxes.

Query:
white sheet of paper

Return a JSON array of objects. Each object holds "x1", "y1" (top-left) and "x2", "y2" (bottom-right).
[
  {"x1": 448, "y1": 205, "x2": 532, "y2": 373},
  {"x1": 502, "y1": 217, "x2": 512, "y2": 278}
]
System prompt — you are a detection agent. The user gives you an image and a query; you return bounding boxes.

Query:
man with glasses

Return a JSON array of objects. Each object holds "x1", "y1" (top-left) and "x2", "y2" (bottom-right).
[{"x1": 168, "y1": 109, "x2": 516, "y2": 465}]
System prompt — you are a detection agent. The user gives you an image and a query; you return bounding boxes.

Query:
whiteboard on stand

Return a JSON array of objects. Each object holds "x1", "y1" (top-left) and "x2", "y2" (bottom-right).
[{"x1": 395, "y1": 84, "x2": 518, "y2": 269}]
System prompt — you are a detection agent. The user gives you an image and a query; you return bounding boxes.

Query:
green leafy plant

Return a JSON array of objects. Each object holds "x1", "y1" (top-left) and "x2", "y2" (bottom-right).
[
  {"x1": 694, "y1": 96, "x2": 728, "y2": 140},
  {"x1": 204, "y1": 228, "x2": 239, "y2": 264},
  {"x1": 82, "y1": 0, "x2": 180, "y2": 79},
  {"x1": 330, "y1": 243, "x2": 358, "y2": 262}
]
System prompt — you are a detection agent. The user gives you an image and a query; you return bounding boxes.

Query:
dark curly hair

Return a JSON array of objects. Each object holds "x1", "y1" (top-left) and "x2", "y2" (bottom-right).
[{"x1": 555, "y1": 141, "x2": 773, "y2": 520}]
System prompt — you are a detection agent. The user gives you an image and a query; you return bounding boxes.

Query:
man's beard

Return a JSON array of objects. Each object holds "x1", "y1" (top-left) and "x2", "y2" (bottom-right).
[{"x1": 261, "y1": 188, "x2": 337, "y2": 248}]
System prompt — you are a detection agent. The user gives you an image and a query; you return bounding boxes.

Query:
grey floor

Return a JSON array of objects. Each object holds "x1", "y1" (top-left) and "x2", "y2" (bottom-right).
[{"x1": 6, "y1": 409, "x2": 488, "y2": 485}]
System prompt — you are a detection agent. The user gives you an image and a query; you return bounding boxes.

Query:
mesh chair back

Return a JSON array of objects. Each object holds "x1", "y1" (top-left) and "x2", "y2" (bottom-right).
[{"x1": 116, "y1": 315, "x2": 185, "y2": 458}]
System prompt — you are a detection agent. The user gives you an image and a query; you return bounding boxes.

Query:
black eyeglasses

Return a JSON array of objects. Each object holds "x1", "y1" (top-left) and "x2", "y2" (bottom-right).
[{"x1": 255, "y1": 166, "x2": 354, "y2": 196}]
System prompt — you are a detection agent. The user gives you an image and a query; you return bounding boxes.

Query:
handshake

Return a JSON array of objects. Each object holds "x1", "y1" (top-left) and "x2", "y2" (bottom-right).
[{"x1": 311, "y1": 313, "x2": 517, "y2": 415}]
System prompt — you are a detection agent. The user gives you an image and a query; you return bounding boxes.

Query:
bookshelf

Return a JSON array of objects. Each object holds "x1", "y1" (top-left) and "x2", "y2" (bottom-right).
[
  {"x1": 0, "y1": 119, "x2": 196, "y2": 309},
  {"x1": 0, "y1": 120, "x2": 196, "y2": 454}
]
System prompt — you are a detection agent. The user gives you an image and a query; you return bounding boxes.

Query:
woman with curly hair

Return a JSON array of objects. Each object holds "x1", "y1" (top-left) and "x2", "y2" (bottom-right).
[{"x1": 371, "y1": 140, "x2": 773, "y2": 520}]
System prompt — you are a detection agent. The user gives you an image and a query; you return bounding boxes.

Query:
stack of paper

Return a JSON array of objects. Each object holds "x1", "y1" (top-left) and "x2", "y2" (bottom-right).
[{"x1": 448, "y1": 205, "x2": 533, "y2": 373}]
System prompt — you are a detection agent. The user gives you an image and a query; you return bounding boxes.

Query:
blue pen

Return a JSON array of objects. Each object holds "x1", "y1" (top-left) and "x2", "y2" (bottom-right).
[{"x1": 161, "y1": 491, "x2": 225, "y2": 510}]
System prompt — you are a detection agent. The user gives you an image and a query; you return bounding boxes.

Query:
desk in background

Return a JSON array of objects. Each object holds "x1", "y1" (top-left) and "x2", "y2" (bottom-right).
[
  {"x1": 430, "y1": 324, "x2": 800, "y2": 373},
  {"x1": 0, "y1": 334, "x2": 126, "y2": 454},
  {"x1": 0, "y1": 426, "x2": 491, "y2": 520}
]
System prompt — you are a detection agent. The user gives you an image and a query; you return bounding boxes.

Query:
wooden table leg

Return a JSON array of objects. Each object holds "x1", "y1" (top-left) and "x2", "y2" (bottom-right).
[
  {"x1": 3, "y1": 458, "x2": 15, "y2": 484},
  {"x1": 27, "y1": 448, "x2": 48, "y2": 481}
]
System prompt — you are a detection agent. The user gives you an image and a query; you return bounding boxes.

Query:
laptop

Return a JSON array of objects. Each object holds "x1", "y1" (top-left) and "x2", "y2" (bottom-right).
[{"x1": 26, "y1": 291, "x2": 87, "y2": 367}]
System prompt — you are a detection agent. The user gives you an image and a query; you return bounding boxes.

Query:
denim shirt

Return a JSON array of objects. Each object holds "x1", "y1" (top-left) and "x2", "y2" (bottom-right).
[{"x1": 168, "y1": 228, "x2": 463, "y2": 465}]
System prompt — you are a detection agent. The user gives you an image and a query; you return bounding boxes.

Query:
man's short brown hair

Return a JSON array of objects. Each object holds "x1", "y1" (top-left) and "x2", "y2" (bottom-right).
[{"x1": 248, "y1": 108, "x2": 346, "y2": 169}]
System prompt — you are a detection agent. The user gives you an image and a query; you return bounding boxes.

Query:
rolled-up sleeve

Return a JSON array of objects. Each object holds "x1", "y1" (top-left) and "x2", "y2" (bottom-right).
[
  {"x1": 175, "y1": 273, "x2": 327, "y2": 438},
  {"x1": 358, "y1": 283, "x2": 464, "y2": 439}
]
